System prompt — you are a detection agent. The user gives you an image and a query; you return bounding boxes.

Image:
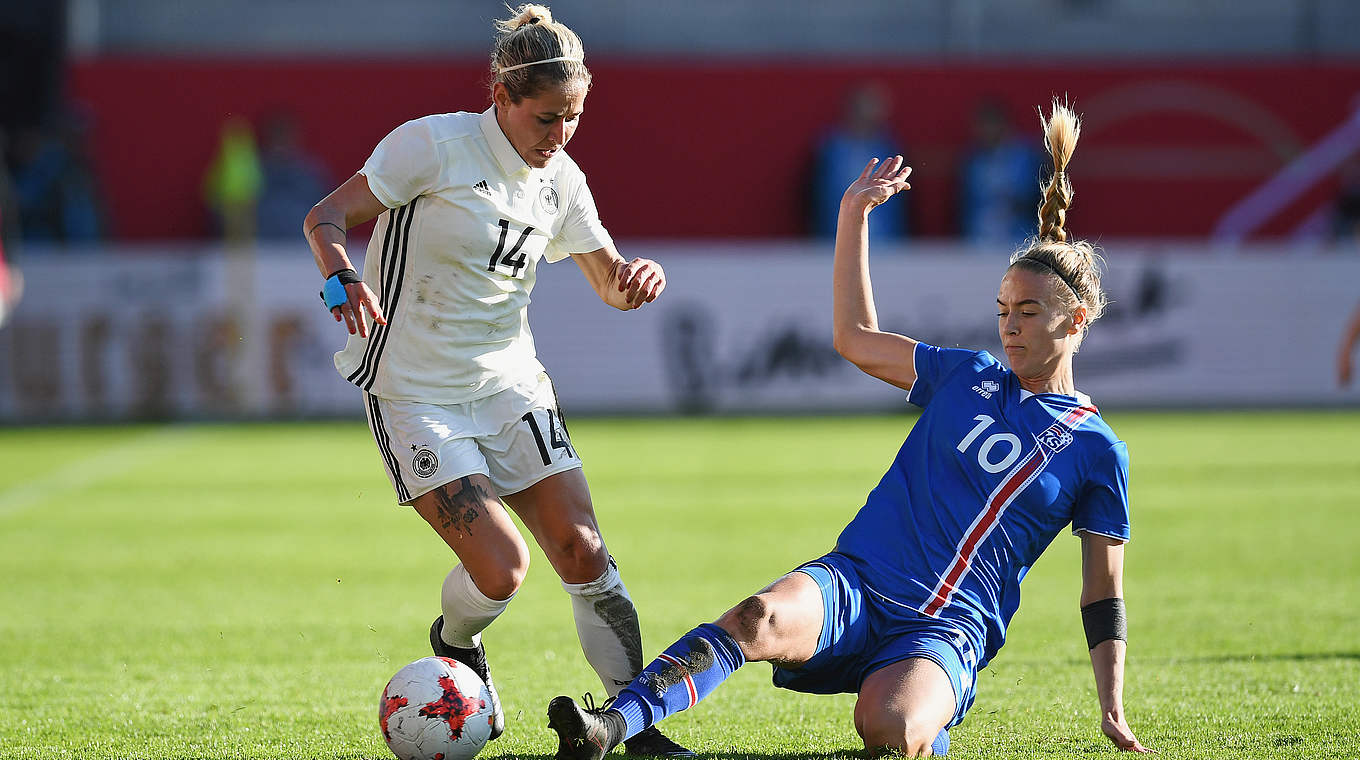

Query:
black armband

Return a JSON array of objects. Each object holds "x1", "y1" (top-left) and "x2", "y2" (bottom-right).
[{"x1": 1081, "y1": 597, "x2": 1127, "y2": 650}]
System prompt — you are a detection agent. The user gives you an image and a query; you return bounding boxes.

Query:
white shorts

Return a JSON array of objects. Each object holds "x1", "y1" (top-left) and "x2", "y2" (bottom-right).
[{"x1": 362, "y1": 372, "x2": 582, "y2": 504}]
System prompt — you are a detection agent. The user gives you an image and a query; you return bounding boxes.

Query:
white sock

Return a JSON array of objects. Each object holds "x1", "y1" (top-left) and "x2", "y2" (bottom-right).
[
  {"x1": 438, "y1": 564, "x2": 513, "y2": 649},
  {"x1": 562, "y1": 558, "x2": 644, "y2": 697}
]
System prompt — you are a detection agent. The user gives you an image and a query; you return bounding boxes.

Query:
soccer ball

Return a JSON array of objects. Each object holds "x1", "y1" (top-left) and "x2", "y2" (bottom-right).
[{"x1": 379, "y1": 656, "x2": 494, "y2": 760}]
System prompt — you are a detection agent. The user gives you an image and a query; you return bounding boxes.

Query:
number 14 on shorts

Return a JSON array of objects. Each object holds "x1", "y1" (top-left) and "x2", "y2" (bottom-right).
[{"x1": 521, "y1": 409, "x2": 574, "y2": 466}]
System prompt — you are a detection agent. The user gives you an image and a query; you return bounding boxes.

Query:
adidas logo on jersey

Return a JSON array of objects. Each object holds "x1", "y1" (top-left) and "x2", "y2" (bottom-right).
[{"x1": 473, "y1": 180, "x2": 492, "y2": 197}]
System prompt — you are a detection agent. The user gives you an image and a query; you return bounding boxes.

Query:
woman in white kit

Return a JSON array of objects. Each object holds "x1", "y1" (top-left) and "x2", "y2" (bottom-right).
[{"x1": 303, "y1": 5, "x2": 690, "y2": 755}]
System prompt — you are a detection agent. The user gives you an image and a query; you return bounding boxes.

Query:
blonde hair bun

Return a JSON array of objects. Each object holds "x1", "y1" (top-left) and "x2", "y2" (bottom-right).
[
  {"x1": 489, "y1": 3, "x2": 588, "y2": 100},
  {"x1": 497, "y1": 4, "x2": 553, "y2": 34}
]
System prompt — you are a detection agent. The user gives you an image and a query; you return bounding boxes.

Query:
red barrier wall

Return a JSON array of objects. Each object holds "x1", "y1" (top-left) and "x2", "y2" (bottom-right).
[{"x1": 69, "y1": 58, "x2": 1360, "y2": 241}]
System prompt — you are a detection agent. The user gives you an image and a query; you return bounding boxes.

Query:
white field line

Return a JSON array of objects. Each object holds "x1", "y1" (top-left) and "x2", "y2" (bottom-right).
[{"x1": 0, "y1": 426, "x2": 196, "y2": 519}]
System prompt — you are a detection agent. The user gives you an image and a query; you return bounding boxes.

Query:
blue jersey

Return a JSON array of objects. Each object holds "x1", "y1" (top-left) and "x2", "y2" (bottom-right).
[{"x1": 834, "y1": 343, "x2": 1131, "y2": 669}]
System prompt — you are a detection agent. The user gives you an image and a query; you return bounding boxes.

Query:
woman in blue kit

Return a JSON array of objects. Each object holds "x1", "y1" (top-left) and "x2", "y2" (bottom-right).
[{"x1": 547, "y1": 101, "x2": 1154, "y2": 757}]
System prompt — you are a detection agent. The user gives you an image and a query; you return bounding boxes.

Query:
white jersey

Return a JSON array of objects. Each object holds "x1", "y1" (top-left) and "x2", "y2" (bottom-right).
[{"x1": 335, "y1": 107, "x2": 613, "y2": 403}]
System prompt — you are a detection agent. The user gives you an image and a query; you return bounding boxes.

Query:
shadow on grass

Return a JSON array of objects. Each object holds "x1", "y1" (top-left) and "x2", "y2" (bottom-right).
[
  {"x1": 484, "y1": 756, "x2": 868, "y2": 760},
  {"x1": 156, "y1": 748, "x2": 886, "y2": 760},
  {"x1": 148, "y1": 745, "x2": 880, "y2": 760},
  {"x1": 477, "y1": 753, "x2": 874, "y2": 760},
  {"x1": 687, "y1": 755, "x2": 870, "y2": 760},
  {"x1": 1154, "y1": 651, "x2": 1360, "y2": 664}
]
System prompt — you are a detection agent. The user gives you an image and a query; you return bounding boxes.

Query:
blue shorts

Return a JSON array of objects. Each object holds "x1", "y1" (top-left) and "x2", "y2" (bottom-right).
[{"x1": 771, "y1": 552, "x2": 979, "y2": 728}]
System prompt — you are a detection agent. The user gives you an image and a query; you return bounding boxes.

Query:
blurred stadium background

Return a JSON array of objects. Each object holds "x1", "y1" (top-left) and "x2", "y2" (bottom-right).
[
  {"x1": 3, "y1": 4, "x2": 1360, "y2": 759},
  {"x1": 2, "y1": 0, "x2": 1359, "y2": 420}
]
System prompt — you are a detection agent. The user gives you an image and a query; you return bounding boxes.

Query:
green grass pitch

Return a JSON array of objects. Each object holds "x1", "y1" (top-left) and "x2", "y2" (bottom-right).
[{"x1": 1, "y1": 411, "x2": 1357, "y2": 759}]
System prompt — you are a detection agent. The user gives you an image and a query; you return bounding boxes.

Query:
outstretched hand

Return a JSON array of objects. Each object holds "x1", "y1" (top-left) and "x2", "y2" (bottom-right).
[
  {"x1": 1102, "y1": 711, "x2": 1155, "y2": 753},
  {"x1": 333, "y1": 281, "x2": 386, "y2": 338},
  {"x1": 841, "y1": 155, "x2": 912, "y2": 214}
]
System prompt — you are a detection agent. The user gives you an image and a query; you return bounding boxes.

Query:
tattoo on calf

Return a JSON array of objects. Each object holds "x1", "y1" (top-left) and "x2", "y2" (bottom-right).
[{"x1": 432, "y1": 476, "x2": 491, "y2": 536}]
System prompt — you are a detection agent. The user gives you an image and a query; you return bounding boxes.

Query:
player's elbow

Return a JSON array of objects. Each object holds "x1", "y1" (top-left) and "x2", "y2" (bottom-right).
[
  {"x1": 302, "y1": 203, "x2": 325, "y2": 239},
  {"x1": 832, "y1": 329, "x2": 858, "y2": 361},
  {"x1": 833, "y1": 330, "x2": 874, "y2": 369},
  {"x1": 303, "y1": 196, "x2": 349, "y2": 239},
  {"x1": 832, "y1": 332, "x2": 850, "y2": 359}
]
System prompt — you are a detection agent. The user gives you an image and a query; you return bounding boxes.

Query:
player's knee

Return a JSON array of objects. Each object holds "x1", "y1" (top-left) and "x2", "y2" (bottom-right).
[
  {"x1": 856, "y1": 713, "x2": 938, "y2": 757},
  {"x1": 738, "y1": 594, "x2": 776, "y2": 639},
  {"x1": 480, "y1": 569, "x2": 525, "y2": 602},
  {"x1": 900, "y1": 720, "x2": 942, "y2": 757},
  {"x1": 718, "y1": 594, "x2": 776, "y2": 645},
  {"x1": 549, "y1": 526, "x2": 607, "y2": 580},
  {"x1": 475, "y1": 544, "x2": 530, "y2": 601}
]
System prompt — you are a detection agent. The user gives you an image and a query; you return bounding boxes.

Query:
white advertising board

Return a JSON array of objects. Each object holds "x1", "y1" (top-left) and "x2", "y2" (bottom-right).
[{"x1": 1, "y1": 242, "x2": 1357, "y2": 422}]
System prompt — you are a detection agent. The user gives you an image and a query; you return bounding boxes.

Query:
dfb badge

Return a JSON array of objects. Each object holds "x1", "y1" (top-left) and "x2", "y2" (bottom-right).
[
  {"x1": 413, "y1": 448, "x2": 440, "y2": 478},
  {"x1": 538, "y1": 186, "x2": 559, "y2": 215}
]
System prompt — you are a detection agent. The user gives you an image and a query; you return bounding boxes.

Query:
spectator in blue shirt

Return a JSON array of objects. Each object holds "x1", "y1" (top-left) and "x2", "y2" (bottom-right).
[
  {"x1": 959, "y1": 100, "x2": 1040, "y2": 248},
  {"x1": 811, "y1": 82, "x2": 907, "y2": 244}
]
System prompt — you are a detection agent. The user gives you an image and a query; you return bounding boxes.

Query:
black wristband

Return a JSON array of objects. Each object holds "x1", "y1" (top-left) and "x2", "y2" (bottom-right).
[
  {"x1": 1081, "y1": 597, "x2": 1127, "y2": 650},
  {"x1": 327, "y1": 267, "x2": 362, "y2": 285}
]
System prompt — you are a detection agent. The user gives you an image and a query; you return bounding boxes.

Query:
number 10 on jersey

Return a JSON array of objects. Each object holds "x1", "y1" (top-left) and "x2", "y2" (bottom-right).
[
  {"x1": 957, "y1": 414, "x2": 1023, "y2": 474},
  {"x1": 488, "y1": 219, "x2": 534, "y2": 279}
]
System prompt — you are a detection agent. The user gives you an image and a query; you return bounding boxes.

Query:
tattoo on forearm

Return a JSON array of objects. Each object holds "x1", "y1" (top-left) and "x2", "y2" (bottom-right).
[{"x1": 432, "y1": 476, "x2": 490, "y2": 536}]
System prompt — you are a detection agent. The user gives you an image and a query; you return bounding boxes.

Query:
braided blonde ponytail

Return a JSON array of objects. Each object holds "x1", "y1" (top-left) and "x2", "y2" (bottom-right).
[
  {"x1": 1037, "y1": 99, "x2": 1081, "y2": 243},
  {"x1": 1009, "y1": 99, "x2": 1107, "y2": 346}
]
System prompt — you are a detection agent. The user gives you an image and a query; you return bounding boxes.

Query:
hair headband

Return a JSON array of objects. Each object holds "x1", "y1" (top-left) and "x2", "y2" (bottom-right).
[
  {"x1": 496, "y1": 56, "x2": 583, "y2": 75},
  {"x1": 1020, "y1": 255, "x2": 1082, "y2": 299}
]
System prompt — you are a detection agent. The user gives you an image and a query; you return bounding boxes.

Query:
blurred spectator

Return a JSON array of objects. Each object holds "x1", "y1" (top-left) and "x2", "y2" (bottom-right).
[
  {"x1": 0, "y1": 128, "x2": 20, "y2": 251},
  {"x1": 0, "y1": 238, "x2": 17, "y2": 327},
  {"x1": 1338, "y1": 301, "x2": 1360, "y2": 388},
  {"x1": 257, "y1": 112, "x2": 328, "y2": 240},
  {"x1": 10, "y1": 108, "x2": 106, "y2": 245},
  {"x1": 0, "y1": 4, "x2": 64, "y2": 139},
  {"x1": 203, "y1": 116, "x2": 264, "y2": 245},
  {"x1": 958, "y1": 100, "x2": 1041, "y2": 248},
  {"x1": 1332, "y1": 157, "x2": 1360, "y2": 246},
  {"x1": 0, "y1": 129, "x2": 21, "y2": 328},
  {"x1": 810, "y1": 82, "x2": 908, "y2": 243}
]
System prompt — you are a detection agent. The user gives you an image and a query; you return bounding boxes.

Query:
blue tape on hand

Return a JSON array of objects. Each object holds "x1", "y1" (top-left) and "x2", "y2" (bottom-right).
[{"x1": 322, "y1": 275, "x2": 349, "y2": 309}]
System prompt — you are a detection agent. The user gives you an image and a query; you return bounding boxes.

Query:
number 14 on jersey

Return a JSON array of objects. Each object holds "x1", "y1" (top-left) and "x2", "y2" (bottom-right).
[{"x1": 487, "y1": 219, "x2": 534, "y2": 279}]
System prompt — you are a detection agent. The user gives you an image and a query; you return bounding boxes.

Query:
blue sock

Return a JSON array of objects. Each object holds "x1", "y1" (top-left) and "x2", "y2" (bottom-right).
[
  {"x1": 608, "y1": 623, "x2": 746, "y2": 741},
  {"x1": 933, "y1": 727, "x2": 949, "y2": 756}
]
